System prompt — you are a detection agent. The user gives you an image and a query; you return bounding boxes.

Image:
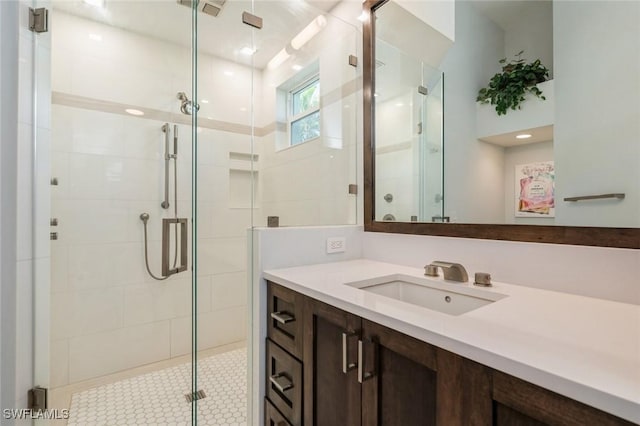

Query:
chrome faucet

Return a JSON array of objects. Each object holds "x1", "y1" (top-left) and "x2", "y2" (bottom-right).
[{"x1": 424, "y1": 261, "x2": 469, "y2": 283}]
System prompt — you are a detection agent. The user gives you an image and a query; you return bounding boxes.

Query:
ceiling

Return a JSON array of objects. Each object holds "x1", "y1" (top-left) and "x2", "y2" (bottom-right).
[{"x1": 52, "y1": 0, "x2": 343, "y2": 69}]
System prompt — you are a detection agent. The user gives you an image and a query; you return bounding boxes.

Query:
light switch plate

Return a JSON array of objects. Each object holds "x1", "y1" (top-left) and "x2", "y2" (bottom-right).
[{"x1": 326, "y1": 237, "x2": 346, "y2": 254}]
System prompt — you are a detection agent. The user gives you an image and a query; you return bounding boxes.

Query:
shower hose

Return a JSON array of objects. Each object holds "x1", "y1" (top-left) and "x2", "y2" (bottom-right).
[{"x1": 141, "y1": 144, "x2": 179, "y2": 281}]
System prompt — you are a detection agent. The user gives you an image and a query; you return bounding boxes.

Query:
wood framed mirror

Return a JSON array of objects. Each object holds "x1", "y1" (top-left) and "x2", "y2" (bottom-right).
[{"x1": 363, "y1": 0, "x2": 639, "y2": 249}]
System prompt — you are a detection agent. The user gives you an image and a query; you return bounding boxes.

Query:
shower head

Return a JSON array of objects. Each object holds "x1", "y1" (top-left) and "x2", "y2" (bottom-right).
[
  {"x1": 176, "y1": 0, "x2": 226, "y2": 17},
  {"x1": 177, "y1": 92, "x2": 199, "y2": 115}
]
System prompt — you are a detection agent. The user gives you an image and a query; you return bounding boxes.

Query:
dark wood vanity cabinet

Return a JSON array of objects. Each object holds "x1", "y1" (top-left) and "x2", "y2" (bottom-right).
[
  {"x1": 360, "y1": 319, "x2": 439, "y2": 426},
  {"x1": 265, "y1": 281, "x2": 633, "y2": 426},
  {"x1": 303, "y1": 297, "x2": 362, "y2": 426},
  {"x1": 491, "y1": 371, "x2": 635, "y2": 426}
]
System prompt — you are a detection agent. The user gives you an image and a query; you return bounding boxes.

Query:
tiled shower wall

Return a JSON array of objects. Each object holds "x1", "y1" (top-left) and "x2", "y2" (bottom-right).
[{"x1": 49, "y1": 12, "x2": 251, "y2": 387}]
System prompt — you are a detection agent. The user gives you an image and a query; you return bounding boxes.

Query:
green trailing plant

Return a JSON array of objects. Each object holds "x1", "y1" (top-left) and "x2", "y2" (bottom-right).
[{"x1": 477, "y1": 51, "x2": 550, "y2": 115}]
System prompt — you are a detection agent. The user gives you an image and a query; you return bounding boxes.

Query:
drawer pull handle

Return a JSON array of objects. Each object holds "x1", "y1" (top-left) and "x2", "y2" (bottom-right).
[
  {"x1": 271, "y1": 311, "x2": 295, "y2": 324},
  {"x1": 358, "y1": 339, "x2": 377, "y2": 383},
  {"x1": 342, "y1": 331, "x2": 358, "y2": 373},
  {"x1": 269, "y1": 373, "x2": 293, "y2": 393}
]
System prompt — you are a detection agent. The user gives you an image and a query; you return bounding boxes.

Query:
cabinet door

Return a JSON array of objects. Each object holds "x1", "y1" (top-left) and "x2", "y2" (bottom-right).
[
  {"x1": 303, "y1": 297, "x2": 362, "y2": 426},
  {"x1": 492, "y1": 371, "x2": 635, "y2": 426},
  {"x1": 435, "y1": 349, "x2": 492, "y2": 426},
  {"x1": 361, "y1": 319, "x2": 438, "y2": 426}
]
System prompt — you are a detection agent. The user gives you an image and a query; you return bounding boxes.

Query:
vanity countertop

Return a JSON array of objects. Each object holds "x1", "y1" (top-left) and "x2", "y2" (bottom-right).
[{"x1": 263, "y1": 259, "x2": 640, "y2": 423}]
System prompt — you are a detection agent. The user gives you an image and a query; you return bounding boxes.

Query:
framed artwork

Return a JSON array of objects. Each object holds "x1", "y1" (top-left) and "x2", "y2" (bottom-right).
[{"x1": 515, "y1": 161, "x2": 555, "y2": 217}]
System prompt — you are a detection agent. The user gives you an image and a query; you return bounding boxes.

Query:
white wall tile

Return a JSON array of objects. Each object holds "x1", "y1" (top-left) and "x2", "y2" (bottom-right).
[
  {"x1": 57, "y1": 200, "x2": 129, "y2": 243},
  {"x1": 51, "y1": 287, "x2": 123, "y2": 340},
  {"x1": 50, "y1": 244, "x2": 68, "y2": 293},
  {"x1": 197, "y1": 238, "x2": 247, "y2": 276},
  {"x1": 198, "y1": 306, "x2": 247, "y2": 351},
  {"x1": 123, "y1": 278, "x2": 190, "y2": 326},
  {"x1": 69, "y1": 109, "x2": 125, "y2": 157},
  {"x1": 67, "y1": 243, "x2": 145, "y2": 290},
  {"x1": 211, "y1": 272, "x2": 247, "y2": 311},
  {"x1": 50, "y1": 339, "x2": 69, "y2": 388},
  {"x1": 196, "y1": 275, "x2": 213, "y2": 314},
  {"x1": 169, "y1": 316, "x2": 191, "y2": 358},
  {"x1": 67, "y1": 153, "x2": 107, "y2": 199},
  {"x1": 68, "y1": 321, "x2": 170, "y2": 383},
  {"x1": 34, "y1": 127, "x2": 51, "y2": 259}
]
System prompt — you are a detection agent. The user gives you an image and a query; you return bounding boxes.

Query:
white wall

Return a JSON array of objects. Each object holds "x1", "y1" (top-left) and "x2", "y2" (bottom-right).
[
  {"x1": 441, "y1": 1, "x2": 505, "y2": 223},
  {"x1": 395, "y1": 0, "x2": 455, "y2": 43},
  {"x1": 50, "y1": 12, "x2": 249, "y2": 386},
  {"x1": 362, "y1": 232, "x2": 639, "y2": 305},
  {"x1": 502, "y1": 1, "x2": 553, "y2": 77},
  {"x1": 504, "y1": 141, "x2": 554, "y2": 225},
  {"x1": 554, "y1": 1, "x2": 640, "y2": 227}
]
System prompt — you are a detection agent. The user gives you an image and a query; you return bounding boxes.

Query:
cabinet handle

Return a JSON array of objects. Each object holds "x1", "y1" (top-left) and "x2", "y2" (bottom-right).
[
  {"x1": 269, "y1": 373, "x2": 293, "y2": 393},
  {"x1": 271, "y1": 311, "x2": 295, "y2": 324},
  {"x1": 358, "y1": 339, "x2": 377, "y2": 383},
  {"x1": 342, "y1": 331, "x2": 358, "y2": 373}
]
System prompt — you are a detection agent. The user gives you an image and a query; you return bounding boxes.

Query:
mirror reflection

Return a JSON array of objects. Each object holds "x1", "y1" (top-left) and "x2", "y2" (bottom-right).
[{"x1": 373, "y1": 0, "x2": 639, "y2": 228}]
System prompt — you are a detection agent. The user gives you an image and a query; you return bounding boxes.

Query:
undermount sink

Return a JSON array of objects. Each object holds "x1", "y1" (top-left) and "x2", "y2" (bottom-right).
[{"x1": 346, "y1": 274, "x2": 507, "y2": 316}]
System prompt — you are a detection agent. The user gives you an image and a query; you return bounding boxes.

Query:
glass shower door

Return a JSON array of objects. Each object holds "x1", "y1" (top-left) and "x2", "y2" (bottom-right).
[
  {"x1": 192, "y1": 1, "x2": 360, "y2": 424},
  {"x1": 45, "y1": 1, "x2": 201, "y2": 424}
]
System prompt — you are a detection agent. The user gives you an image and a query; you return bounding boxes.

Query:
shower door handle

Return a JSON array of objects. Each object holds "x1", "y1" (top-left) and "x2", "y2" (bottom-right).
[{"x1": 162, "y1": 218, "x2": 188, "y2": 277}]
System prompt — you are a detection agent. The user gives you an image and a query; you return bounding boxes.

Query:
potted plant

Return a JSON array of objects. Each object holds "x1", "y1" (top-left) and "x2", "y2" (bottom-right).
[{"x1": 477, "y1": 51, "x2": 550, "y2": 115}]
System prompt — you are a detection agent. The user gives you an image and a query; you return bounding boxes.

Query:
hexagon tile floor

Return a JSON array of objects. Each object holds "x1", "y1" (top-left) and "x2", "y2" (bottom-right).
[{"x1": 67, "y1": 348, "x2": 247, "y2": 425}]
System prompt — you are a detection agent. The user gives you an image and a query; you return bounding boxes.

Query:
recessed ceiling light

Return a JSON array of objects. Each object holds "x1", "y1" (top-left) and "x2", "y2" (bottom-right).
[
  {"x1": 516, "y1": 133, "x2": 532, "y2": 139},
  {"x1": 88, "y1": 33, "x2": 102, "y2": 42},
  {"x1": 125, "y1": 108, "x2": 144, "y2": 116},
  {"x1": 292, "y1": 64, "x2": 303, "y2": 71},
  {"x1": 83, "y1": 0, "x2": 105, "y2": 9},
  {"x1": 240, "y1": 46, "x2": 256, "y2": 56},
  {"x1": 395, "y1": 103, "x2": 404, "y2": 107}
]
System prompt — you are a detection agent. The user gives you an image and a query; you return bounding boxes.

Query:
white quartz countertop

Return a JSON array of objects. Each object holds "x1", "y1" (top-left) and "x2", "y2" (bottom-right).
[{"x1": 263, "y1": 259, "x2": 640, "y2": 423}]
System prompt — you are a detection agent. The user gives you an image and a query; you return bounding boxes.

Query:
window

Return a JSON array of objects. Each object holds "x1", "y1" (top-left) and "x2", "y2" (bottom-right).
[{"x1": 289, "y1": 76, "x2": 320, "y2": 146}]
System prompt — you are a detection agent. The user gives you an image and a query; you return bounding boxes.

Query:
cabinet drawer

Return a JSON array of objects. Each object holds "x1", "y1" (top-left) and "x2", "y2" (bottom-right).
[
  {"x1": 267, "y1": 281, "x2": 304, "y2": 359},
  {"x1": 265, "y1": 398, "x2": 293, "y2": 426},
  {"x1": 266, "y1": 338, "x2": 303, "y2": 426}
]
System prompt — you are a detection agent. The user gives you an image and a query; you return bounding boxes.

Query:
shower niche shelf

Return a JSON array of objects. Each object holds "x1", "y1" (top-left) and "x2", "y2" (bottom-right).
[{"x1": 476, "y1": 79, "x2": 554, "y2": 147}]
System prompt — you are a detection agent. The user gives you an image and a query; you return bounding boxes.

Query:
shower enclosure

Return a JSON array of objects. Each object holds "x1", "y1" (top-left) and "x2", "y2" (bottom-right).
[{"x1": 34, "y1": 0, "x2": 360, "y2": 424}]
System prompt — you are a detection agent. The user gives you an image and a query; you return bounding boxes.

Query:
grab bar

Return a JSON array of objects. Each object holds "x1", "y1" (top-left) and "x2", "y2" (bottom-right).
[
  {"x1": 162, "y1": 218, "x2": 188, "y2": 277},
  {"x1": 563, "y1": 193, "x2": 625, "y2": 202},
  {"x1": 161, "y1": 123, "x2": 170, "y2": 209}
]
